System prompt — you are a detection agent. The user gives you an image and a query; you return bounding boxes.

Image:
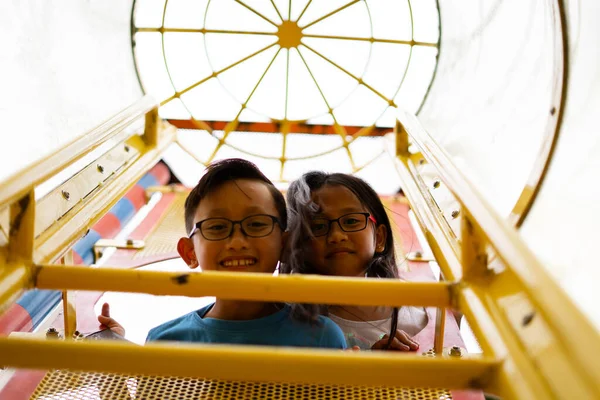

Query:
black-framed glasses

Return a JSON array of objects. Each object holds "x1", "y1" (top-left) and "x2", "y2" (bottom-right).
[
  {"x1": 309, "y1": 212, "x2": 377, "y2": 237},
  {"x1": 189, "y1": 214, "x2": 282, "y2": 241}
]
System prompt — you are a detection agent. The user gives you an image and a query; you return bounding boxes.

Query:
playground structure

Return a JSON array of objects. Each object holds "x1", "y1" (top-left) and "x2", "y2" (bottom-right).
[{"x1": 0, "y1": 0, "x2": 599, "y2": 399}]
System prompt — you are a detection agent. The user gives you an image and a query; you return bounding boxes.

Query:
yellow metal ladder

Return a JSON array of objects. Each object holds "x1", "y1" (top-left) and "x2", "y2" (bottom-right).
[{"x1": 0, "y1": 98, "x2": 598, "y2": 399}]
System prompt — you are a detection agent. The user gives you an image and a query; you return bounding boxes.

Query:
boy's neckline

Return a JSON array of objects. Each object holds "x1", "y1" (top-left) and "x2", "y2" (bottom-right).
[
  {"x1": 201, "y1": 301, "x2": 285, "y2": 321},
  {"x1": 195, "y1": 303, "x2": 290, "y2": 332}
]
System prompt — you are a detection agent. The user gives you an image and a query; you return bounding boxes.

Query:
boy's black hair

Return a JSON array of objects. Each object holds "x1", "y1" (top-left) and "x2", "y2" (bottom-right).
[
  {"x1": 184, "y1": 158, "x2": 287, "y2": 234},
  {"x1": 280, "y1": 171, "x2": 400, "y2": 346}
]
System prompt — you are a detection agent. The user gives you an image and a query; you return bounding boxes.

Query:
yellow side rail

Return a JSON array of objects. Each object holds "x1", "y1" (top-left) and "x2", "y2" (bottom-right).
[
  {"x1": 394, "y1": 110, "x2": 600, "y2": 399},
  {"x1": 0, "y1": 95, "x2": 174, "y2": 313},
  {"x1": 0, "y1": 96, "x2": 157, "y2": 209}
]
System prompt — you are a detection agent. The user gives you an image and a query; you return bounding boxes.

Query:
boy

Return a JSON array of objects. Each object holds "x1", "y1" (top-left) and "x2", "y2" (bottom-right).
[{"x1": 99, "y1": 158, "x2": 346, "y2": 348}]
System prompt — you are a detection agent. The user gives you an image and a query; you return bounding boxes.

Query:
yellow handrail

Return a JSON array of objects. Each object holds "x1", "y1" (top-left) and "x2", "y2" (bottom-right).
[
  {"x1": 0, "y1": 96, "x2": 174, "y2": 314},
  {"x1": 0, "y1": 95, "x2": 156, "y2": 209},
  {"x1": 396, "y1": 109, "x2": 600, "y2": 398},
  {"x1": 33, "y1": 132, "x2": 172, "y2": 265},
  {"x1": 392, "y1": 154, "x2": 462, "y2": 282}
]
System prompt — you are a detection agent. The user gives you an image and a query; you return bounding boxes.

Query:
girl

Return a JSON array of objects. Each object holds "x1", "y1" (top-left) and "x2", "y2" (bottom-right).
[{"x1": 280, "y1": 171, "x2": 428, "y2": 351}]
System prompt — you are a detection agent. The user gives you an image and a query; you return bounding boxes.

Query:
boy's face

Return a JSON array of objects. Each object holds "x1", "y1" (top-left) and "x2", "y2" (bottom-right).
[{"x1": 178, "y1": 179, "x2": 284, "y2": 274}]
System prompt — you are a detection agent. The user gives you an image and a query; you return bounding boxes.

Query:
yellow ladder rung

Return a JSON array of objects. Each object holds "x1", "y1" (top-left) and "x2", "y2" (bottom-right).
[
  {"x1": 0, "y1": 337, "x2": 498, "y2": 390},
  {"x1": 35, "y1": 265, "x2": 453, "y2": 308}
]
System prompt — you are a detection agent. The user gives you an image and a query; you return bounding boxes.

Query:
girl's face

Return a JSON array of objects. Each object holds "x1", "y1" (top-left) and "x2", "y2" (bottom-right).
[{"x1": 307, "y1": 185, "x2": 386, "y2": 277}]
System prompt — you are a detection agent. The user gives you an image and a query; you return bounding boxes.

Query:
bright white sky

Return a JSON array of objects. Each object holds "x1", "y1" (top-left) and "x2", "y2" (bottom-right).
[{"x1": 133, "y1": 0, "x2": 439, "y2": 194}]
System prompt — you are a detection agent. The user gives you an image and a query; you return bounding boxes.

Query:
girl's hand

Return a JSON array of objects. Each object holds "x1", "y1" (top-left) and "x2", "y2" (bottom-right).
[
  {"x1": 97, "y1": 303, "x2": 126, "y2": 337},
  {"x1": 371, "y1": 330, "x2": 419, "y2": 351}
]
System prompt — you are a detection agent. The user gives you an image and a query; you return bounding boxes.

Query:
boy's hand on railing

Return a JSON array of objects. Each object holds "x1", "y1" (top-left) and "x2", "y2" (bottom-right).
[
  {"x1": 371, "y1": 330, "x2": 419, "y2": 351},
  {"x1": 97, "y1": 302, "x2": 126, "y2": 337}
]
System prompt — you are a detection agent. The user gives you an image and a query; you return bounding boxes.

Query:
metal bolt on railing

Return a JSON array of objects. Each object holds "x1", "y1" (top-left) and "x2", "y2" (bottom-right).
[
  {"x1": 46, "y1": 327, "x2": 60, "y2": 339},
  {"x1": 450, "y1": 346, "x2": 462, "y2": 357}
]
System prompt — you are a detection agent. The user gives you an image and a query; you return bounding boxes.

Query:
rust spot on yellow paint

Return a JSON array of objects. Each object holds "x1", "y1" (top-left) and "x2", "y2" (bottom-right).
[
  {"x1": 171, "y1": 274, "x2": 190, "y2": 285},
  {"x1": 10, "y1": 195, "x2": 31, "y2": 235}
]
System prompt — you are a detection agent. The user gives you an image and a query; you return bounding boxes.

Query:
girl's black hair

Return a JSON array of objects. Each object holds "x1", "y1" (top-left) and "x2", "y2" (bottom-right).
[{"x1": 280, "y1": 171, "x2": 399, "y2": 348}]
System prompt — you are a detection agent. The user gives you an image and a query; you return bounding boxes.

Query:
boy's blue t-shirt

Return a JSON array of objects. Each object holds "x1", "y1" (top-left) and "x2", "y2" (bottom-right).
[{"x1": 146, "y1": 304, "x2": 347, "y2": 349}]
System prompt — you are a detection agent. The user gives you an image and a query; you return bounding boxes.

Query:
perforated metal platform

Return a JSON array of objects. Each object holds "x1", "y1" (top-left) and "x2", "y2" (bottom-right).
[{"x1": 31, "y1": 370, "x2": 453, "y2": 399}]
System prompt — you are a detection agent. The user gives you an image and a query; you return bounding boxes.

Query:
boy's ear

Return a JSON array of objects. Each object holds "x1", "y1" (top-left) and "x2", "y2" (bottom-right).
[
  {"x1": 375, "y1": 225, "x2": 387, "y2": 253},
  {"x1": 177, "y1": 237, "x2": 199, "y2": 269}
]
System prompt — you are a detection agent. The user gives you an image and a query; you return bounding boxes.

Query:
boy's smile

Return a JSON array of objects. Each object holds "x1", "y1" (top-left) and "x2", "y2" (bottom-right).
[
  {"x1": 178, "y1": 179, "x2": 285, "y2": 274},
  {"x1": 220, "y1": 256, "x2": 257, "y2": 269}
]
